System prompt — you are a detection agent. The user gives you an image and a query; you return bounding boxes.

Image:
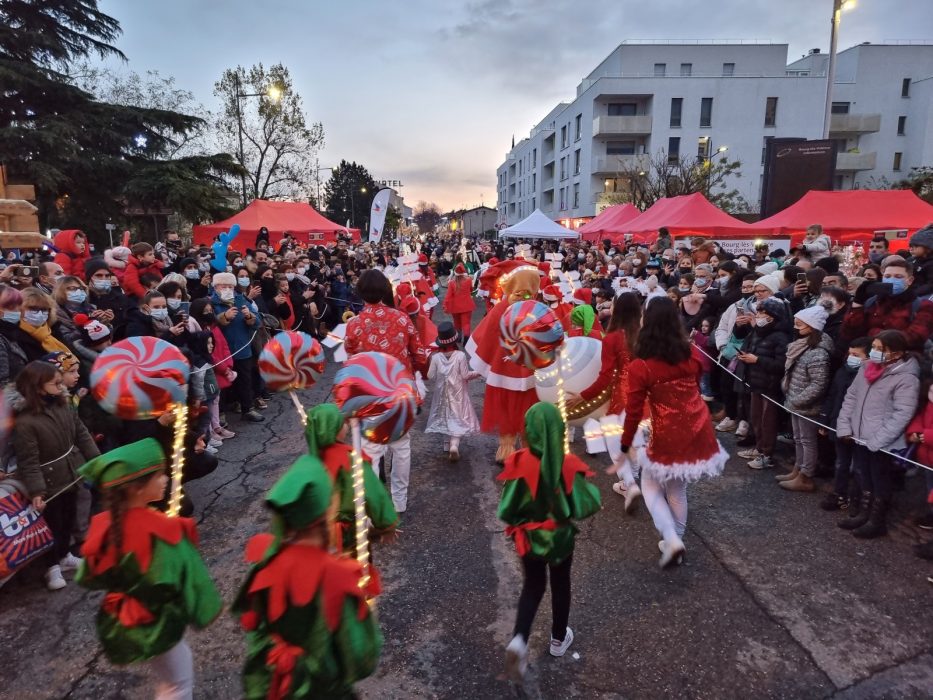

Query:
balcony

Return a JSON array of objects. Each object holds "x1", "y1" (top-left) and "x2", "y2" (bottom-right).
[
  {"x1": 592, "y1": 115, "x2": 652, "y2": 138},
  {"x1": 542, "y1": 175, "x2": 555, "y2": 190},
  {"x1": 829, "y1": 114, "x2": 882, "y2": 135},
  {"x1": 592, "y1": 154, "x2": 651, "y2": 175},
  {"x1": 836, "y1": 151, "x2": 877, "y2": 171}
]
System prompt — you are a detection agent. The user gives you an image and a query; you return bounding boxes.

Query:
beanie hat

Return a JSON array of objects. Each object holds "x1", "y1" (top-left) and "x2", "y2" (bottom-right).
[
  {"x1": 73, "y1": 313, "x2": 111, "y2": 343},
  {"x1": 909, "y1": 223, "x2": 933, "y2": 250},
  {"x1": 759, "y1": 297, "x2": 786, "y2": 321},
  {"x1": 178, "y1": 257, "x2": 197, "y2": 271},
  {"x1": 794, "y1": 305, "x2": 828, "y2": 332},
  {"x1": 84, "y1": 257, "x2": 110, "y2": 279},
  {"x1": 753, "y1": 275, "x2": 780, "y2": 294},
  {"x1": 110, "y1": 246, "x2": 131, "y2": 262},
  {"x1": 212, "y1": 272, "x2": 236, "y2": 287},
  {"x1": 41, "y1": 350, "x2": 78, "y2": 372},
  {"x1": 756, "y1": 261, "x2": 779, "y2": 275}
]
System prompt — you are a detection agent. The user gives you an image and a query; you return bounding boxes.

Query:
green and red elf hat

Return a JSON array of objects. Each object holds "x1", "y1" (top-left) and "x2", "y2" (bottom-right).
[{"x1": 78, "y1": 438, "x2": 166, "y2": 490}]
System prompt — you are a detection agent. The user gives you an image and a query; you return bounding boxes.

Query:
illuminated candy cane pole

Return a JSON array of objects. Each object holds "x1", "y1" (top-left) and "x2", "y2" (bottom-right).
[
  {"x1": 556, "y1": 346, "x2": 572, "y2": 454},
  {"x1": 349, "y1": 417, "x2": 371, "y2": 593},
  {"x1": 166, "y1": 402, "x2": 189, "y2": 517},
  {"x1": 288, "y1": 391, "x2": 307, "y2": 425}
]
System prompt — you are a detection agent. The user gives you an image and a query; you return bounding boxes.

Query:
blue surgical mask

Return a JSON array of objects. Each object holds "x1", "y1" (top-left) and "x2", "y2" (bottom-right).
[
  {"x1": 868, "y1": 349, "x2": 884, "y2": 363},
  {"x1": 66, "y1": 289, "x2": 87, "y2": 304},
  {"x1": 185, "y1": 269, "x2": 200, "y2": 279},
  {"x1": 882, "y1": 275, "x2": 907, "y2": 295},
  {"x1": 24, "y1": 310, "x2": 49, "y2": 327},
  {"x1": 846, "y1": 355, "x2": 862, "y2": 370},
  {"x1": 238, "y1": 277, "x2": 250, "y2": 287},
  {"x1": 92, "y1": 279, "x2": 111, "y2": 293},
  {"x1": 1, "y1": 310, "x2": 21, "y2": 324},
  {"x1": 150, "y1": 308, "x2": 169, "y2": 321},
  {"x1": 167, "y1": 298, "x2": 182, "y2": 310},
  {"x1": 695, "y1": 277, "x2": 709, "y2": 287},
  {"x1": 286, "y1": 273, "x2": 295, "y2": 281}
]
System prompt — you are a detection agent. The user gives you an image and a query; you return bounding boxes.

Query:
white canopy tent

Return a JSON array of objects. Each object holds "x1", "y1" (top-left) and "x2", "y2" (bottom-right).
[{"x1": 497, "y1": 209, "x2": 580, "y2": 240}]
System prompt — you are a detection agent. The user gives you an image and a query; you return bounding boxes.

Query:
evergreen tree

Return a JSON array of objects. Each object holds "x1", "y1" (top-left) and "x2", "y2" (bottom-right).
[{"x1": 322, "y1": 160, "x2": 377, "y2": 229}]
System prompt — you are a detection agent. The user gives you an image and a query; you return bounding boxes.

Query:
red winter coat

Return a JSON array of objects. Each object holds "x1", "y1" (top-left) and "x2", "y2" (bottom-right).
[
  {"x1": 906, "y1": 402, "x2": 933, "y2": 469},
  {"x1": 211, "y1": 326, "x2": 235, "y2": 389},
  {"x1": 841, "y1": 291, "x2": 933, "y2": 353},
  {"x1": 443, "y1": 275, "x2": 474, "y2": 314},
  {"x1": 123, "y1": 255, "x2": 165, "y2": 299},
  {"x1": 53, "y1": 229, "x2": 90, "y2": 280}
]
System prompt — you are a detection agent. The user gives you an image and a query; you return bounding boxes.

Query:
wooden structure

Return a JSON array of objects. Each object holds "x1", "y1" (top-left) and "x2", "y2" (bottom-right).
[{"x1": 0, "y1": 164, "x2": 44, "y2": 249}]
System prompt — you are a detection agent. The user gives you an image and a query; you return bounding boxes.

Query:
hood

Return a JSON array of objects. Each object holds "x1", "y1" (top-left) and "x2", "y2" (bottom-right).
[{"x1": 53, "y1": 229, "x2": 87, "y2": 257}]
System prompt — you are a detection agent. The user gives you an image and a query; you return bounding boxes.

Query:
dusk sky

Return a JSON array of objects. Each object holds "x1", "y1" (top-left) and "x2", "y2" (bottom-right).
[{"x1": 103, "y1": 0, "x2": 932, "y2": 212}]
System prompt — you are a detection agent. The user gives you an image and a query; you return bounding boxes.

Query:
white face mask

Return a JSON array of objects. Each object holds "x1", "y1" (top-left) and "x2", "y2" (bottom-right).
[
  {"x1": 150, "y1": 307, "x2": 169, "y2": 321},
  {"x1": 755, "y1": 317, "x2": 771, "y2": 327},
  {"x1": 846, "y1": 355, "x2": 862, "y2": 369},
  {"x1": 286, "y1": 273, "x2": 295, "y2": 281},
  {"x1": 218, "y1": 288, "x2": 234, "y2": 302}
]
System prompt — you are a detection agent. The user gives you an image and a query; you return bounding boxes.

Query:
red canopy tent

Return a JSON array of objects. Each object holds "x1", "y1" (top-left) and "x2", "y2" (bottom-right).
[
  {"x1": 579, "y1": 204, "x2": 641, "y2": 243},
  {"x1": 749, "y1": 190, "x2": 933, "y2": 251},
  {"x1": 192, "y1": 199, "x2": 361, "y2": 248},
  {"x1": 624, "y1": 193, "x2": 752, "y2": 244}
]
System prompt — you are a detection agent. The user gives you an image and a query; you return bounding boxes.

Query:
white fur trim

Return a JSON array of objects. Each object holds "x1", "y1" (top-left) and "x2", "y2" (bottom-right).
[
  {"x1": 487, "y1": 373, "x2": 536, "y2": 391},
  {"x1": 635, "y1": 442, "x2": 728, "y2": 484}
]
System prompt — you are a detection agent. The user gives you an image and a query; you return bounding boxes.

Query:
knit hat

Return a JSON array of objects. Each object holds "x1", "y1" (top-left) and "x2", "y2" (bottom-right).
[
  {"x1": 78, "y1": 438, "x2": 166, "y2": 490},
  {"x1": 73, "y1": 313, "x2": 111, "y2": 343},
  {"x1": 41, "y1": 350, "x2": 78, "y2": 372},
  {"x1": 756, "y1": 261, "x2": 779, "y2": 275},
  {"x1": 265, "y1": 455, "x2": 334, "y2": 530},
  {"x1": 178, "y1": 257, "x2": 197, "y2": 271},
  {"x1": 542, "y1": 284, "x2": 560, "y2": 302},
  {"x1": 454, "y1": 263, "x2": 466, "y2": 274},
  {"x1": 753, "y1": 275, "x2": 780, "y2": 294},
  {"x1": 759, "y1": 297, "x2": 786, "y2": 321},
  {"x1": 572, "y1": 287, "x2": 593, "y2": 305},
  {"x1": 84, "y1": 257, "x2": 110, "y2": 279},
  {"x1": 109, "y1": 246, "x2": 131, "y2": 262},
  {"x1": 212, "y1": 272, "x2": 236, "y2": 287},
  {"x1": 304, "y1": 403, "x2": 344, "y2": 456},
  {"x1": 909, "y1": 223, "x2": 933, "y2": 250},
  {"x1": 795, "y1": 305, "x2": 828, "y2": 332},
  {"x1": 435, "y1": 321, "x2": 458, "y2": 347}
]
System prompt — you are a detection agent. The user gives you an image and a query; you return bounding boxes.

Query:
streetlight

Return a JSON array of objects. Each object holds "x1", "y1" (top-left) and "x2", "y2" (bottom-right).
[
  {"x1": 233, "y1": 75, "x2": 284, "y2": 208},
  {"x1": 823, "y1": 0, "x2": 857, "y2": 139},
  {"x1": 315, "y1": 166, "x2": 334, "y2": 210}
]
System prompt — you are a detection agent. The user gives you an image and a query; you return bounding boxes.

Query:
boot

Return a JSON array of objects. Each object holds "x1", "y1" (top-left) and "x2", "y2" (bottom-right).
[
  {"x1": 775, "y1": 466, "x2": 799, "y2": 483},
  {"x1": 779, "y1": 473, "x2": 815, "y2": 492},
  {"x1": 838, "y1": 492, "x2": 871, "y2": 530},
  {"x1": 853, "y1": 498, "x2": 888, "y2": 539}
]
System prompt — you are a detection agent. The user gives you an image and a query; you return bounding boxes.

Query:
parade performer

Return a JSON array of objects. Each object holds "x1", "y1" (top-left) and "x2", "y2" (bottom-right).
[
  {"x1": 443, "y1": 263, "x2": 476, "y2": 341},
  {"x1": 76, "y1": 439, "x2": 222, "y2": 699},
  {"x1": 467, "y1": 260, "x2": 543, "y2": 463},
  {"x1": 304, "y1": 403, "x2": 398, "y2": 552},
  {"x1": 570, "y1": 288, "x2": 604, "y2": 336},
  {"x1": 498, "y1": 403, "x2": 601, "y2": 683},
  {"x1": 425, "y1": 322, "x2": 481, "y2": 462},
  {"x1": 234, "y1": 457, "x2": 381, "y2": 699},
  {"x1": 617, "y1": 298, "x2": 728, "y2": 568},
  {"x1": 542, "y1": 284, "x2": 572, "y2": 333},
  {"x1": 570, "y1": 292, "x2": 643, "y2": 504},
  {"x1": 568, "y1": 304, "x2": 603, "y2": 339}
]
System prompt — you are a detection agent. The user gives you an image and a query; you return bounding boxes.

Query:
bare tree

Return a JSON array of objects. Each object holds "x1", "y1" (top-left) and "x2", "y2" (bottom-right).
[{"x1": 413, "y1": 201, "x2": 442, "y2": 234}]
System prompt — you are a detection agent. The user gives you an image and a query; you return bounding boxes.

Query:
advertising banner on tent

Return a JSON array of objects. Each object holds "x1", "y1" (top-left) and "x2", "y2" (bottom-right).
[
  {"x1": 369, "y1": 188, "x2": 392, "y2": 245},
  {"x1": 718, "y1": 238, "x2": 791, "y2": 257}
]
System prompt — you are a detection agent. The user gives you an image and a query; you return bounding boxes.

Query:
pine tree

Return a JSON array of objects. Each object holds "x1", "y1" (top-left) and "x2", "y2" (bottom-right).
[{"x1": 322, "y1": 160, "x2": 377, "y2": 229}]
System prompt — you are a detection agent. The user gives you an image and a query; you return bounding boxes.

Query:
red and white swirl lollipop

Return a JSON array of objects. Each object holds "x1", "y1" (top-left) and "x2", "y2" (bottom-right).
[
  {"x1": 333, "y1": 352, "x2": 418, "y2": 445},
  {"x1": 499, "y1": 300, "x2": 564, "y2": 371},
  {"x1": 258, "y1": 331, "x2": 325, "y2": 392}
]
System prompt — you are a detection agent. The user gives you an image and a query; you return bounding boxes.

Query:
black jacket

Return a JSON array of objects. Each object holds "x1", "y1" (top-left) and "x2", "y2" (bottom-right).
[
  {"x1": 736, "y1": 318, "x2": 792, "y2": 397},
  {"x1": 820, "y1": 363, "x2": 859, "y2": 429}
]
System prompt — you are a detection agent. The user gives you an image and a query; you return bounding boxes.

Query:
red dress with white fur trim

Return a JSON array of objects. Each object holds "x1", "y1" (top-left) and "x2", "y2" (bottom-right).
[{"x1": 620, "y1": 349, "x2": 728, "y2": 482}]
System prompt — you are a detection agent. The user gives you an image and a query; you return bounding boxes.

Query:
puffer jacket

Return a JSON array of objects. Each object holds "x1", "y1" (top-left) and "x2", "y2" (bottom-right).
[
  {"x1": 836, "y1": 356, "x2": 921, "y2": 452},
  {"x1": 799, "y1": 233, "x2": 832, "y2": 262},
  {"x1": 782, "y1": 333, "x2": 834, "y2": 415},
  {"x1": 735, "y1": 316, "x2": 792, "y2": 398},
  {"x1": 840, "y1": 289, "x2": 933, "y2": 353},
  {"x1": 12, "y1": 399, "x2": 100, "y2": 498},
  {"x1": 52, "y1": 229, "x2": 90, "y2": 280}
]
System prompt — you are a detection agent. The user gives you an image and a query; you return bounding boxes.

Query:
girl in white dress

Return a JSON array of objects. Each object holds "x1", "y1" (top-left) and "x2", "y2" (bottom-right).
[{"x1": 426, "y1": 322, "x2": 481, "y2": 461}]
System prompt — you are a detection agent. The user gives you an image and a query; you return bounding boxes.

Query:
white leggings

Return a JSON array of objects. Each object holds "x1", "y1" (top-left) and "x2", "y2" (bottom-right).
[
  {"x1": 641, "y1": 474, "x2": 688, "y2": 542},
  {"x1": 606, "y1": 441, "x2": 640, "y2": 489},
  {"x1": 147, "y1": 640, "x2": 193, "y2": 700}
]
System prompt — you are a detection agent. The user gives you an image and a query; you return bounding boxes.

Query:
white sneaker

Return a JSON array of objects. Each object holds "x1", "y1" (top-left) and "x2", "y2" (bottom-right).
[
  {"x1": 45, "y1": 565, "x2": 66, "y2": 591},
  {"x1": 208, "y1": 437, "x2": 223, "y2": 448},
  {"x1": 659, "y1": 538, "x2": 685, "y2": 569},
  {"x1": 735, "y1": 420, "x2": 750, "y2": 438},
  {"x1": 624, "y1": 484, "x2": 641, "y2": 514},
  {"x1": 59, "y1": 553, "x2": 83, "y2": 572},
  {"x1": 611, "y1": 481, "x2": 627, "y2": 496},
  {"x1": 567, "y1": 426, "x2": 577, "y2": 443},
  {"x1": 549, "y1": 626, "x2": 574, "y2": 657},
  {"x1": 747, "y1": 455, "x2": 774, "y2": 470},
  {"x1": 737, "y1": 447, "x2": 760, "y2": 459},
  {"x1": 505, "y1": 634, "x2": 528, "y2": 682},
  {"x1": 715, "y1": 418, "x2": 737, "y2": 432},
  {"x1": 205, "y1": 445, "x2": 218, "y2": 455}
]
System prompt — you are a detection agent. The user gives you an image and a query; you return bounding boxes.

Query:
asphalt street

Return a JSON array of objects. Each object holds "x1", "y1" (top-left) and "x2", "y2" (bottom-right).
[{"x1": 1, "y1": 300, "x2": 932, "y2": 700}]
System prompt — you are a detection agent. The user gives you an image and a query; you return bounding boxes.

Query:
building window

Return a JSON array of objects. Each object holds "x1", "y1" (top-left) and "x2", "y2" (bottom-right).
[
  {"x1": 532, "y1": 197, "x2": 536, "y2": 210},
  {"x1": 560, "y1": 125, "x2": 568, "y2": 149},
  {"x1": 573, "y1": 149, "x2": 581, "y2": 175},
  {"x1": 901, "y1": 78, "x2": 911, "y2": 97},
  {"x1": 654, "y1": 63, "x2": 666, "y2": 77},
  {"x1": 761, "y1": 136, "x2": 774, "y2": 165},
  {"x1": 608, "y1": 102, "x2": 637, "y2": 116},
  {"x1": 574, "y1": 114, "x2": 582, "y2": 141},
  {"x1": 532, "y1": 148, "x2": 537, "y2": 167},
  {"x1": 670, "y1": 98, "x2": 682, "y2": 128},
  {"x1": 893, "y1": 152, "x2": 903, "y2": 171},
  {"x1": 831, "y1": 102, "x2": 850, "y2": 114},
  {"x1": 559, "y1": 188, "x2": 566, "y2": 210},
  {"x1": 698, "y1": 136, "x2": 711, "y2": 161},
  {"x1": 668, "y1": 136, "x2": 681, "y2": 163},
  {"x1": 532, "y1": 173, "x2": 536, "y2": 191},
  {"x1": 560, "y1": 157, "x2": 567, "y2": 180},
  {"x1": 680, "y1": 63, "x2": 692, "y2": 77},
  {"x1": 764, "y1": 97, "x2": 778, "y2": 127},
  {"x1": 573, "y1": 183, "x2": 580, "y2": 208},
  {"x1": 607, "y1": 140, "x2": 636, "y2": 155},
  {"x1": 700, "y1": 98, "x2": 713, "y2": 127},
  {"x1": 897, "y1": 116, "x2": 906, "y2": 135},
  {"x1": 722, "y1": 62, "x2": 735, "y2": 77}
]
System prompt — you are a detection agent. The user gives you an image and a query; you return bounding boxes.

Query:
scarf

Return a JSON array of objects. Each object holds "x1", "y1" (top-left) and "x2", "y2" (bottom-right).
[
  {"x1": 784, "y1": 337, "x2": 810, "y2": 370},
  {"x1": 864, "y1": 361, "x2": 885, "y2": 384},
  {"x1": 18, "y1": 319, "x2": 70, "y2": 354},
  {"x1": 524, "y1": 403, "x2": 572, "y2": 521},
  {"x1": 570, "y1": 304, "x2": 595, "y2": 336},
  {"x1": 305, "y1": 403, "x2": 344, "y2": 456}
]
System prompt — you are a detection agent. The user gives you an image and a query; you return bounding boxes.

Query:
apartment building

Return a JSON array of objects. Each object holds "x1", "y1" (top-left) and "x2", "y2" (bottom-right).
[{"x1": 496, "y1": 41, "x2": 933, "y2": 226}]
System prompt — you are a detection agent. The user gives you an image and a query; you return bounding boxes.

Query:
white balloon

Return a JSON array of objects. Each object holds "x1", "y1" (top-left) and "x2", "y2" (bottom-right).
[{"x1": 534, "y1": 336, "x2": 608, "y2": 426}]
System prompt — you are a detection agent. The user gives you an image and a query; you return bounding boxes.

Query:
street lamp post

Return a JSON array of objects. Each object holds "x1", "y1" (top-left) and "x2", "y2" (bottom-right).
[
  {"x1": 315, "y1": 166, "x2": 334, "y2": 210},
  {"x1": 823, "y1": 0, "x2": 856, "y2": 139},
  {"x1": 232, "y1": 74, "x2": 283, "y2": 208}
]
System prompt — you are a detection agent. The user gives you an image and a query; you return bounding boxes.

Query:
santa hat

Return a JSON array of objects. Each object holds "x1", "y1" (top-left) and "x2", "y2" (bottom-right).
[
  {"x1": 399, "y1": 296, "x2": 420, "y2": 315},
  {"x1": 418, "y1": 253, "x2": 429, "y2": 265},
  {"x1": 537, "y1": 262, "x2": 552, "y2": 277},
  {"x1": 542, "y1": 284, "x2": 561, "y2": 302},
  {"x1": 73, "y1": 313, "x2": 111, "y2": 344},
  {"x1": 572, "y1": 288, "x2": 593, "y2": 305},
  {"x1": 454, "y1": 263, "x2": 466, "y2": 275}
]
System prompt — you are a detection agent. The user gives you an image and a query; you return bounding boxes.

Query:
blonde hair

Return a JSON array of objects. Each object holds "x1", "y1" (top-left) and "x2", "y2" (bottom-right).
[
  {"x1": 20, "y1": 287, "x2": 58, "y2": 324},
  {"x1": 52, "y1": 275, "x2": 88, "y2": 306}
]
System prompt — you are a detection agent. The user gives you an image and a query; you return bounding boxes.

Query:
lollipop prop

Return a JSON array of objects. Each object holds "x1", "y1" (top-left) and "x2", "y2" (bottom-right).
[
  {"x1": 334, "y1": 352, "x2": 419, "y2": 599},
  {"x1": 258, "y1": 331, "x2": 325, "y2": 425},
  {"x1": 91, "y1": 338, "x2": 190, "y2": 516}
]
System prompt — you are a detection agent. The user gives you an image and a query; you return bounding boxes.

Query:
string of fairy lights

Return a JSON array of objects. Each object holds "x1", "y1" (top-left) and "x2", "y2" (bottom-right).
[{"x1": 166, "y1": 403, "x2": 189, "y2": 518}]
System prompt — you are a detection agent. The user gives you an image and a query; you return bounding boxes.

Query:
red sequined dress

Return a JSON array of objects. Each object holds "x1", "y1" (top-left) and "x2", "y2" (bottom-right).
[
  {"x1": 620, "y1": 349, "x2": 728, "y2": 482},
  {"x1": 579, "y1": 329, "x2": 630, "y2": 415}
]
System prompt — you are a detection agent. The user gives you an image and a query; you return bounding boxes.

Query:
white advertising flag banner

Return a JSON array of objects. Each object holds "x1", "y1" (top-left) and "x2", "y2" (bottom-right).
[{"x1": 369, "y1": 188, "x2": 392, "y2": 244}]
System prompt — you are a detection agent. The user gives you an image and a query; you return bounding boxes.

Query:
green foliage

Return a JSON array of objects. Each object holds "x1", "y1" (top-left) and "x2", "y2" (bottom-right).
[
  {"x1": 383, "y1": 206, "x2": 402, "y2": 236},
  {"x1": 894, "y1": 166, "x2": 933, "y2": 205},
  {"x1": 322, "y1": 160, "x2": 377, "y2": 228}
]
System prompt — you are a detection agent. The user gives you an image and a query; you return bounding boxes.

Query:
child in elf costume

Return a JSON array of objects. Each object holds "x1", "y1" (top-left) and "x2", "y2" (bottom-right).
[
  {"x1": 76, "y1": 438, "x2": 222, "y2": 699},
  {"x1": 497, "y1": 403, "x2": 601, "y2": 683},
  {"x1": 234, "y1": 455, "x2": 382, "y2": 699},
  {"x1": 304, "y1": 403, "x2": 398, "y2": 552}
]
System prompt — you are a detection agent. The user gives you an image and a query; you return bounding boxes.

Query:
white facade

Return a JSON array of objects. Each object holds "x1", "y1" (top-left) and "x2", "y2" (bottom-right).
[{"x1": 496, "y1": 41, "x2": 933, "y2": 225}]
